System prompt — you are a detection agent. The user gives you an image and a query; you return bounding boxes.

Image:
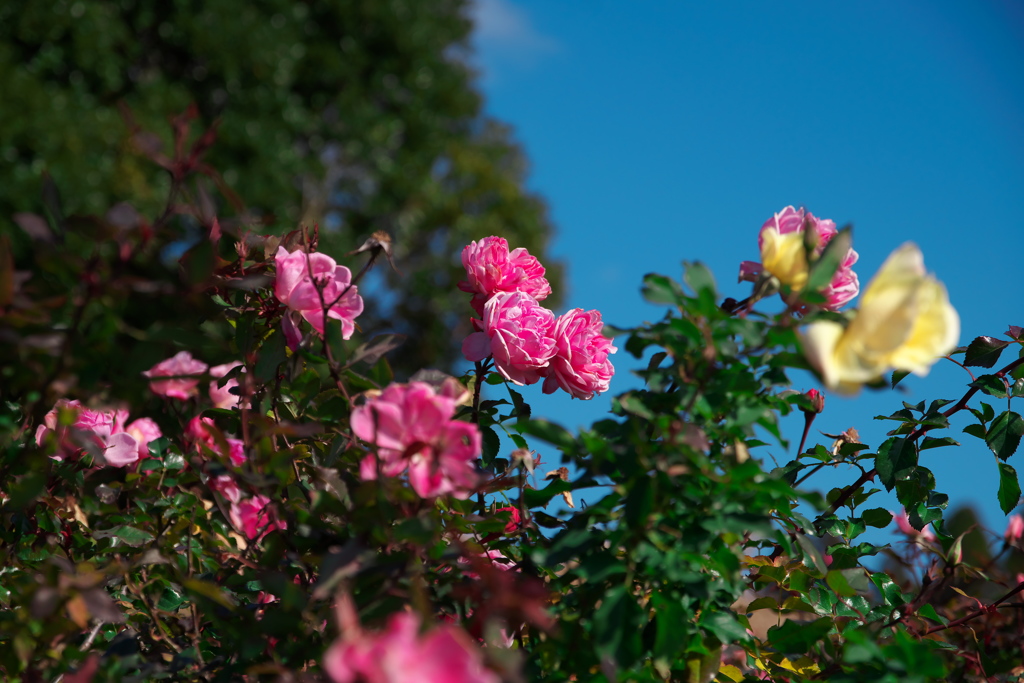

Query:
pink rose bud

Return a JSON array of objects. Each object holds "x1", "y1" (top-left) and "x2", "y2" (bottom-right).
[
  {"x1": 143, "y1": 351, "x2": 209, "y2": 400},
  {"x1": 1005, "y1": 514, "x2": 1024, "y2": 543},
  {"x1": 462, "y1": 291, "x2": 557, "y2": 386},
  {"x1": 495, "y1": 506, "x2": 522, "y2": 534},
  {"x1": 541, "y1": 308, "x2": 617, "y2": 400},
  {"x1": 458, "y1": 236, "x2": 552, "y2": 316},
  {"x1": 274, "y1": 246, "x2": 364, "y2": 338},
  {"x1": 803, "y1": 389, "x2": 825, "y2": 414},
  {"x1": 323, "y1": 611, "x2": 499, "y2": 683},
  {"x1": 351, "y1": 381, "x2": 482, "y2": 499},
  {"x1": 229, "y1": 495, "x2": 286, "y2": 541},
  {"x1": 209, "y1": 362, "x2": 246, "y2": 410}
]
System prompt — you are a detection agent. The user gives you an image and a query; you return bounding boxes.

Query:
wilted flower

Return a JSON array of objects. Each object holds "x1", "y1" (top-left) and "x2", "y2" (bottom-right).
[
  {"x1": 351, "y1": 382, "x2": 481, "y2": 498},
  {"x1": 800, "y1": 243, "x2": 959, "y2": 393},
  {"x1": 462, "y1": 291, "x2": 557, "y2": 386},
  {"x1": 541, "y1": 308, "x2": 616, "y2": 400},
  {"x1": 739, "y1": 206, "x2": 859, "y2": 310},
  {"x1": 143, "y1": 351, "x2": 208, "y2": 399},
  {"x1": 323, "y1": 611, "x2": 498, "y2": 683},
  {"x1": 459, "y1": 236, "x2": 551, "y2": 316},
  {"x1": 274, "y1": 246, "x2": 364, "y2": 338}
]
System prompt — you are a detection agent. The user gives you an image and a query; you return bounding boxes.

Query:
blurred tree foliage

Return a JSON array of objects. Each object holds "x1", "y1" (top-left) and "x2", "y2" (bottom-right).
[{"x1": 0, "y1": 0, "x2": 562, "y2": 374}]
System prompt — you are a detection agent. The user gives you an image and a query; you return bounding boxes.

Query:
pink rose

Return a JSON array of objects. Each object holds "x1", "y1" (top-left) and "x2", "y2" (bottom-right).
[
  {"x1": 209, "y1": 362, "x2": 245, "y2": 409},
  {"x1": 208, "y1": 474, "x2": 243, "y2": 503},
  {"x1": 35, "y1": 400, "x2": 150, "y2": 467},
  {"x1": 541, "y1": 308, "x2": 616, "y2": 400},
  {"x1": 186, "y1": 416, "x2": 247, "y2": 465},
  {"x1": 324, "y1": 611, "x2": 499, "y2": 683},
  {"x1": 143, "y1": 351, "x2": 209, "y2": 399},
  {"x1": 1005, "y1": 514, "x2": 1024, "y2": 543},
  {"x1": 739, "y1": 206, "x2": 859, "y2": 311},
  {"x1": 892, "y1": 508, "x2": 935, "y2": 542},
  {"x1": 274, "y1": 246, "x2": 364, "y2": 338},
  {"x1": 229, "y1": 495, "x2": 286, "y2": 540},
  {"x1": 351, "y1": 382, "x2": 481, "y2": 498},
  {"x1": 458, "y1": 236, "x2": 552, "y2": 316},
  {"x1": 462, "y1": 291, "x2": 557, "y2": 386},
  {"x1": 125, "y1": 417, "x2": 163, "y2": 459}
]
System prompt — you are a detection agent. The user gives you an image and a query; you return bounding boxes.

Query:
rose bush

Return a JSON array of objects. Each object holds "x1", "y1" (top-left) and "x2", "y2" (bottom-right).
[{"x1": 3, "y1": 120, "x2": 1023, "y2": 683}]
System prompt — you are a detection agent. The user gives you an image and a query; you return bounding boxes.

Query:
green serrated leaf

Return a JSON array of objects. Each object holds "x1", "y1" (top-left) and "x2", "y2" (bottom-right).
[
  {"x1": 971, "y1": 374, "x2": 1008, "y2": 399},
  {"x1": 876, "y1": 437, "x2": 916, "y2": 491},
  {"x1": 963, "y1": 335, "x2": 1010, "y2": 368},
  {"x1": 997, "y1": 462, "x2": 1021, "y2": 514},
  {"x1": 891, "y1": 369, "x2": 911, "y2": 388},
  {"x1": 987, "y1": 411, "x2": 1024, "y2": 460}
]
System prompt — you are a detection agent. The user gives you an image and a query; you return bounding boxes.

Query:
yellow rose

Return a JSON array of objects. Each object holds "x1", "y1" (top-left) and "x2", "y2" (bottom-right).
[
  {"x1": 800, "y1": 243, "x2": 959, "y2": 393},
  {"x1": 760, "y1": 226, "x2": 809, "y2": 290}
]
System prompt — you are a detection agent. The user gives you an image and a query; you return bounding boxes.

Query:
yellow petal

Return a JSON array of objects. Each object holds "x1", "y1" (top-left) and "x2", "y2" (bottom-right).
[{"x1": 761, "y1": 228, "x2": 809, "y2": 289}]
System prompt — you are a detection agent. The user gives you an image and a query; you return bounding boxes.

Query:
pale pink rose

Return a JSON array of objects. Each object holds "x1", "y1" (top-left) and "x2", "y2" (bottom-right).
[
  {"x1": 462, "y1": 291, "x2": 557, "y2": 386},
  {"x1": 143, "y1": 351, "x2": 209, "y2": 399},
  {"x1": 208, "y1": 474, "x2": 243, "y2": 503},
  {"x1": 229, "y1": 495, "x2": 286, "y2": 540},
  {"x1": 541, "y1": 308, "x2": 616, "y2": 400},
  {"x1": 739, "y1": 206, "x2": 860, "y2": 310},
  {"x1": 458, "y1": 236, "x2": 551, "y2": 316},
  {"x1": 323, "y1": 611, "x2": 499, "y2": 683},
  {"x1": 35, "y1": 400, "x2": 145, "y2": 467},
  {"x1": 1005, "y1": 514, "x2": 1024, "y2": 543},
  {"x1": 125, "y1": 417, "x2": 163, "y2": 459},
  {"x1": 209, "y1": 362, "x2": 245, "y2": 409},
  {"x1": 274, "y1": 246, "x2": 364, "y2": 338},
  {"x1": 226, "y1": 438, "x2": 247, "y2": 466},
  {"x1": 351, "y1": 382, "x2": 481, "y2": 498}
]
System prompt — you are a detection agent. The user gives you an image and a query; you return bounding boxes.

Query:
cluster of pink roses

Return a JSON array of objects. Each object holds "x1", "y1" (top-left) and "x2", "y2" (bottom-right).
[
  {"x1": 459, "y1": 236, "x2": 616, "y2": 400},
  {"x1": 352, "y1": 380, "x2": 481, "y2": 498},
  {"x1": 143, "y1": 351, "x2": 245, "y2": 409},
  {"x1": 274, "y1": 246, "x2": 364, "y2": 348},
  {"x1": 739, "y1": 206, "x2": 860, "y2": 311},
  {"x1": 35, "y1": 399, "x2": 162, "y2": 467}
]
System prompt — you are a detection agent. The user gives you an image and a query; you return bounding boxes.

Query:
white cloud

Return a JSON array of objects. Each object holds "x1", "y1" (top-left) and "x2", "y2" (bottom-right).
[{"x1": 470, "y1": 0, "x2": 560, "y2": 79}]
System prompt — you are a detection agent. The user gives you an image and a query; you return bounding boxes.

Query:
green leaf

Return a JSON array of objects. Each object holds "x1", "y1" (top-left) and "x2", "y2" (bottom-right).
[
  {"x1": 480, "y1": 425, "x2": 500, "y2": 467},
  {"x1": 516, "y1": 418, "x2": 575, "y2": 452},
  {"x1": 682, "y1": 261, "x2": 717, "y2": 300},
  {"x1": 861, "y1": 508, "x2": 893, "y2": 528},
  {"x1": 702, "y1": 612, "x2": 748, "y2": 644},
  {"x1": 92, "y1": 525, "x2": 155, "y2": 548},
  {"x1": 804, "y1": 227, "x2": 852, "y2": 295},
  {"x1": 641, "y1": 272, "x2": 684, "y2": 306},
  {"x1": 183, "y1": 579, "x2": 236, "y2": 610},
  {"x1": 826, "y1": 569, "x2": 867, "y2": 597},
  {"x1": 891, "y1": 370, "x2": 911, "y2": 388},
  {"x1": 767, "y1": 617, "x2": 832, "y2": 654},
  {"x1": 593, "y1": 584, "x2": 641, "y2": 666},
  {"x1": 156, "y1": 587, "x2": 187, "y2": 612},
  {"x1": 971, "y1": 374, "x2": 1008, "y2": 399},
  {"x1": 919, "y1": 436, "x2": 960, "y2": 451},
  {"x1": 522, "y1": 477, "x2": 576, "y2": 510},
  {"x1": 997, "y1": 462, "x2": 1021, "y2": 514},
  {"x1": 795, "y1": 533, "x2": 827, "y2": 578},
  {"x1": 876, "y1": 437, "x2": 916, "y2": 491},
  {"x1": 962, "y1": 423, "x2": 987, "y2": 440},
  {"x1": 963, "y1": 335, "x2": 1010, "y2": 368},
  {"x1": 507, "y1": 386, "x2": 531, "y2": 421},
  {"x1": 987, "y1": 411, "x2": 1024, "y2": 460}
]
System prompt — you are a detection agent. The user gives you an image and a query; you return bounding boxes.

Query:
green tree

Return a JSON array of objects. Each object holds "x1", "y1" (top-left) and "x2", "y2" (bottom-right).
[{"x1": 0, "y1": 0, "x2": 562, "y2": 374}]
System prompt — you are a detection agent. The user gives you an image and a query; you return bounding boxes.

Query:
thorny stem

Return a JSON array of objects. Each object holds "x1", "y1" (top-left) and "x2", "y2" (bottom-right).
[{"x1": 921, "y1": 578, "x2": 1024, "y2": 635}]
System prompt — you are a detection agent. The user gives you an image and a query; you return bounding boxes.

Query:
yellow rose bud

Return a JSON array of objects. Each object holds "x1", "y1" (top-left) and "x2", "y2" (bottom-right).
[
  {"x1": 760, "y1": 227, "x2": 809, "y2": 290},
  {"x1": 800, "y1": 243, "x2": 959, "y2": 393}
]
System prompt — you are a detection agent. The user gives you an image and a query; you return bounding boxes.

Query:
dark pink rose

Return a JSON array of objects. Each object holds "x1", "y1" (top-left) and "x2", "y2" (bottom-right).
[
  {"x1": 229, "y1": 495, "x2": 286, "y2": 541},
  {"x1": 352, "y1": 381, "x2": 481, "y2": 498},
  {"x1": 462, "y1": 291, "x2": 557, "y2": 386},
  {"x1": 541, "y1": 308, "x2": 616, "y2": 400},
  {"x1": 143, "y1": 351, "x2": 209, "y2": 399},
  {"x1": 739, "y1": 206, "x2": 860, "y2": 311},
  {"x1": 274, "y1": 246, "x2": 363, "y2": 338},
  {"x1": 459, "y1": 236, "x2": 551, "y2": 315},
  {"x1": 323, "y1": 611, "x2": 499, "y2": 683}
]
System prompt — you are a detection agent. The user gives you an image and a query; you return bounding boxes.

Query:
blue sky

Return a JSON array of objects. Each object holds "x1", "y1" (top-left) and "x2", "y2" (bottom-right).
[{"x1": 466, "y1": 1, "x2": 1024, "y2": 539}]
